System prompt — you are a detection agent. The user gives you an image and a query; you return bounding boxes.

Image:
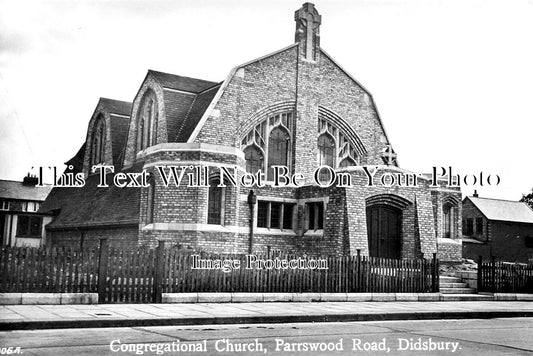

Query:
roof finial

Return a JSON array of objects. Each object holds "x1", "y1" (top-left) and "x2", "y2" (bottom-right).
[{"x1": 295, "y1": 3, "x2": 321, "y2": 61}]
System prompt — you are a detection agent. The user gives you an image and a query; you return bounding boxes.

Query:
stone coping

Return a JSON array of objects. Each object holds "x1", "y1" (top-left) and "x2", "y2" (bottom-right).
[
  {"x1": 0, "y1": 293, "x2": 98, "y2": 305},
  {"x1": 162, "y1": 292, "x2": 533, "y2": 303},
  {"x1": 1, "y1": 292, "x2": 531, "y2": 305}
]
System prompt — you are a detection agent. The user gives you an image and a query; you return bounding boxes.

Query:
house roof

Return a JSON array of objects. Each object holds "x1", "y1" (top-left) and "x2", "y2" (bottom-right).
[
  {"x1": 99, "y1": 97, "x2": 132, "y2": 116},
  {"x1": 148, "y1": 70, "x2": 218, "y2": 93},
  {"x1": 466, "y1": 196, "x2": 533, "y2": 224},
  {"x1": 39, "y1": 163, "x2": 142, "y2": 229},
  {"x1": 0, "y1": 180, "x2": 52, "y2": 201}
]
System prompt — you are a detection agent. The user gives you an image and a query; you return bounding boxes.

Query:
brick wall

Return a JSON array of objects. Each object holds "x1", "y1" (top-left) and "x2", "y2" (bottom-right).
[
  {"x1": 463, "y1": 221, "x2": 533, "y2": 263},
  {"x1": 48, "y1": 226, "x2": 138, "y2": 249}
]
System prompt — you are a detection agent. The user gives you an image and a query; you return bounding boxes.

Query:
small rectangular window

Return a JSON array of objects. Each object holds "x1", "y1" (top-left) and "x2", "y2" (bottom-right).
[
  {"x1": 475, "y1": 217, "x2": 483, "y2": 235},
  {"x1": 16, "y1": 215, "x2": 42, "y2": 237},
  {"x1": 465, "y1": 218, "x2": 474, "y2": 236},
  {"x1": 270, "y1": 202, "x2": 281, "y2": 229},
  {"x1": 307, "y1": 201, "x2": 325, "y2": 231},
  {"x1": 0, "y1": 200, "x2": 9, "y2": 210},
  {"x1": 257, "y1": 201, "x2": 295, "y2": 230},
  {"x1": 257, "y1": 201, "x2": 268, "y2": 228},
  {"x1": 282, "y1": 204, "x2": 294, "y2": 230}
]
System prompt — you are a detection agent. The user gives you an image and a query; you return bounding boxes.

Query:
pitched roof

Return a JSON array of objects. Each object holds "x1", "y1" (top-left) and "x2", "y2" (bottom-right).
[
  {"x1": 144, "y1": 70, "x2": 221, "y2": 143},
  {"x1": 163, "y1": 90, "x2": 197, "y2": 143},
  {"x1": 0, "y1": 180, "x2": 52, "y2": 201},
  {"x1": 466, "y1": 196, "x2": 533, "y2": 224},
  {"x1": 175, "y1": 84, "x2": 221, "y2": 142},
  {"x1": 65, "y1": 143, "x2": 86, "y2": 173},
  {"x1": 39, "y1": 163, "x2": 142, "y2": 229},
  {"x1": 95, "y1": 98, "x2": 132, "y2": 168},
  {"x1": 99, "y1": 98, "x2": 132, "y2": 116},
  {"x1": 148, "y1": 70, "x2": 218, "y2": 93},
  {"x1": 109, "y1": 115, "x2": 130, "y2": 168}
]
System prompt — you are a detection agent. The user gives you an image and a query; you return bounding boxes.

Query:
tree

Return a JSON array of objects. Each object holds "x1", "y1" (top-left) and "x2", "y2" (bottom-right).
[{"x1": 520, "y1": 188, "x2": 533, "y2": 209}]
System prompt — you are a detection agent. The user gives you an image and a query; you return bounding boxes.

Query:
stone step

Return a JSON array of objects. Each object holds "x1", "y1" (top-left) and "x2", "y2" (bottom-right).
[
  {"x1": 439, "y1": 282, "x2": 468, "y2": 288},
  {"x1": 440, "y1": 294, "x2": 493, "y2": 301},
  {"x1": 439, "y1": 276, "x2": 462, "y2": 283},
  {"x1": 440, "y1": 287, "x2": 476, "y2": 294}
]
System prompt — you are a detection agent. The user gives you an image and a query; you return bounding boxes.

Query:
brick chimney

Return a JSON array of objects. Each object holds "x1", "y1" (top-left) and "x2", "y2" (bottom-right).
[
  {"x1": 295, "y1": 3, "x2": 321, "y2": 61},
  {"x1": 22, "y1": 173, "x2": 38, "y2": 186}
]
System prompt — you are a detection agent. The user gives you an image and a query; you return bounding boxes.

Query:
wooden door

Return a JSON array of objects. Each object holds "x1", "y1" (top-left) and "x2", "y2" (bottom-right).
[{"x1": 366, "y1": 205, "x2": 401, "y2": 259}]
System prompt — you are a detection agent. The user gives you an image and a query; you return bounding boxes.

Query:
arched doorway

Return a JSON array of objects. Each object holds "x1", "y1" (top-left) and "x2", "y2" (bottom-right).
[{"x1": 366, "y1": 205, "x2": 402, "y2": 259}]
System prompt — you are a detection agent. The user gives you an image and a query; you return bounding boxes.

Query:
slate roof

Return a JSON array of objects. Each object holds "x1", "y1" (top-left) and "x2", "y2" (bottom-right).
[
  {"x1": 99, "y1": 98, "x2": 132, "y2": 116},
  {"x1": 109, "y1": 114, "x2": 130, "y2": 168},
  {"x1": 65, "y1": 143, "x2": 86, "y2": 173},
  {"x1": 146, "y1": 70, "x2": 221, "y2": 143},
  {"x1": 148, "y1": 70, "x2": 218, "y2": 93},
  {"x1": 467, "y1": 196, "x2": 533, "y2": 224},
  {"x1": 175, "y1": 84, "x2": 221, "y2": 142},
  {"x1": 0, "y1": 180, "x2": 52, "y2": 201},
  {"x1": 39, "y1": 163, "x2": 143, "y2": 229}
]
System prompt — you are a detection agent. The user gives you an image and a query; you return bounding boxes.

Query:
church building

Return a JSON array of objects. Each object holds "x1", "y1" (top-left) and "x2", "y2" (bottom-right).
[{"x1": 41, "y1": 3, "x2": 462, "y2": 262}]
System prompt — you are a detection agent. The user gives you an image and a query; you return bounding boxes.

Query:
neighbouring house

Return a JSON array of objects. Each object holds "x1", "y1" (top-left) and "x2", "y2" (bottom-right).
[
  {"x1": 40, "y1": 3, "x2": 462, "y2": 261},
  {"x1": 462, "y1": 193, "x2": 533, "y2": 263},
  {"x1": 0, "y1": 175, "x2": 53, "y2": 247}
]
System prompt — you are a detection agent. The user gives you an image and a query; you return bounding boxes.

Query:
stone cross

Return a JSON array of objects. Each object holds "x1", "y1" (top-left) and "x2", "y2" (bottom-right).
[
  {"x1": 295, "y1": 3, "x2": 321, "y2": 61},
  {"x1": 381, "y1": 145, "x2": 397, "y2": 165}
]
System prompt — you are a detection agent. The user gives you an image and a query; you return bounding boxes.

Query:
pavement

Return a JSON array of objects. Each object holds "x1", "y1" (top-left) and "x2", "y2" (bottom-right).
[{"x1": 1, "y1": 301, "x2": 533, "y2": 331}]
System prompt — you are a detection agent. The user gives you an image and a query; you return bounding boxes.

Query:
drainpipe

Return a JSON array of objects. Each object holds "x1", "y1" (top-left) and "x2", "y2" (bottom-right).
[{"x1": 247, "y1": 190, "x2": 257, "y2": 254}]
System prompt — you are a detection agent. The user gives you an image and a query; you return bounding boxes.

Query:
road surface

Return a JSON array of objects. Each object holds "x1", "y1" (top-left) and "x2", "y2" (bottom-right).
[{"x1": 0, "y1": 318, "x2": 532, "y2": 355}]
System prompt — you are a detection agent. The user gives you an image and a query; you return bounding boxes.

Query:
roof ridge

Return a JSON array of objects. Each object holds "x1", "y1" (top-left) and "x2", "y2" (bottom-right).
[
  {"x1": 198, "y1": 82, "x2": 223, "y2": 95},
  {"x1": 100, "y1": 97, "x2": 132, "y2": 105},
  {"x1": 147, "y1": 69, "x2": 217, "y2": 85},
  {"x1": 469, "y1": 196, "x2": 523, "y2": 203}
]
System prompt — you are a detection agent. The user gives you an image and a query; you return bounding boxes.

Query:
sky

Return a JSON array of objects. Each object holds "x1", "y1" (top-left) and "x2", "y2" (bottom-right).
[{"x1": 0, "y1": 0, "x2": 532, "y2": 200}]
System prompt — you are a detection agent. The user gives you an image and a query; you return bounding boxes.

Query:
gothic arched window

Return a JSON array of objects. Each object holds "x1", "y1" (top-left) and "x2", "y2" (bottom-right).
[
  {"x1": 91, "y1": 115, "x2": 106, "y2": 167},
  {"x1": 317, "y1": 117, "x2": 359, "y2": 168},
  {"x1": 241, "y1": 112, "x2": 293, "y2": 181},
  {"x1": 443, "y1": 202, "x2": 455, "y2": 238},
  {"x1": 244, "y1": 145, "x2": 263, "y2": 174},
  {"x1": 318, "y1": 133, "x2": 335, "y2": 167},
  {"x1": 268, "y1": 127, "x2": 290, "y2": 180},
  {"x1": 137, "y1": 91, "x2": 158, "y2": 152},
  {"x1": 207, "y1": 179, "x2": 224, "y2": 225}
]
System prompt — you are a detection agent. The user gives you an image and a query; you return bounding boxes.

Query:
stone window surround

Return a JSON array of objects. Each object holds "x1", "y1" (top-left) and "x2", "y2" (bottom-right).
[
  {"x1": 253, "y1": 196, "x2": 329, "y2": 236},
  {"x1": 90, "y1": 115, "x2": 106, "y2": 168}
]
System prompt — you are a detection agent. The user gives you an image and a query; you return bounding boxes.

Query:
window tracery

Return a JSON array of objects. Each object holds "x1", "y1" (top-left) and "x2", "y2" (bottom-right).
[
  {"x1": 241, "y1": 112, "x2": 294, "y2": 180},
  {"x1": 317, "y1": 117, "x2": 358, "y2": 168}
]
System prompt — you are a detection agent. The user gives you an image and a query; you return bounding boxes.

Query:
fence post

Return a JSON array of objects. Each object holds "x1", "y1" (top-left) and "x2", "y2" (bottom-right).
[
  {"x1": 431, "y1": 253, "x2": 438, "y2": 293},
  {"x1": 154, "y1": 240, "x2": 165, "y2": 303},
  {"x1": 491, "y1": 255, "x2": 496, "y2": 293},
  {"x1": 477, "y1": 255, "x2": 483, "y2": 292},
  {"x1": 97, "y1": 238, "x2": 109, "y2": 304},
  {"x1": 356, "y1": 249, "x2": 361, "y2": 292}
]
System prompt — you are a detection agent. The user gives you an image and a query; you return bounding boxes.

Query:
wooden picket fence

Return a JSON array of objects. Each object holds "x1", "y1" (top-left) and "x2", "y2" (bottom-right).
[
  {"x1": 1, "y1": 240, "x2": 439, "y2": 303},
  {"x1": 477, "y1": 256, "x2": 533, "y2": 293}
]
